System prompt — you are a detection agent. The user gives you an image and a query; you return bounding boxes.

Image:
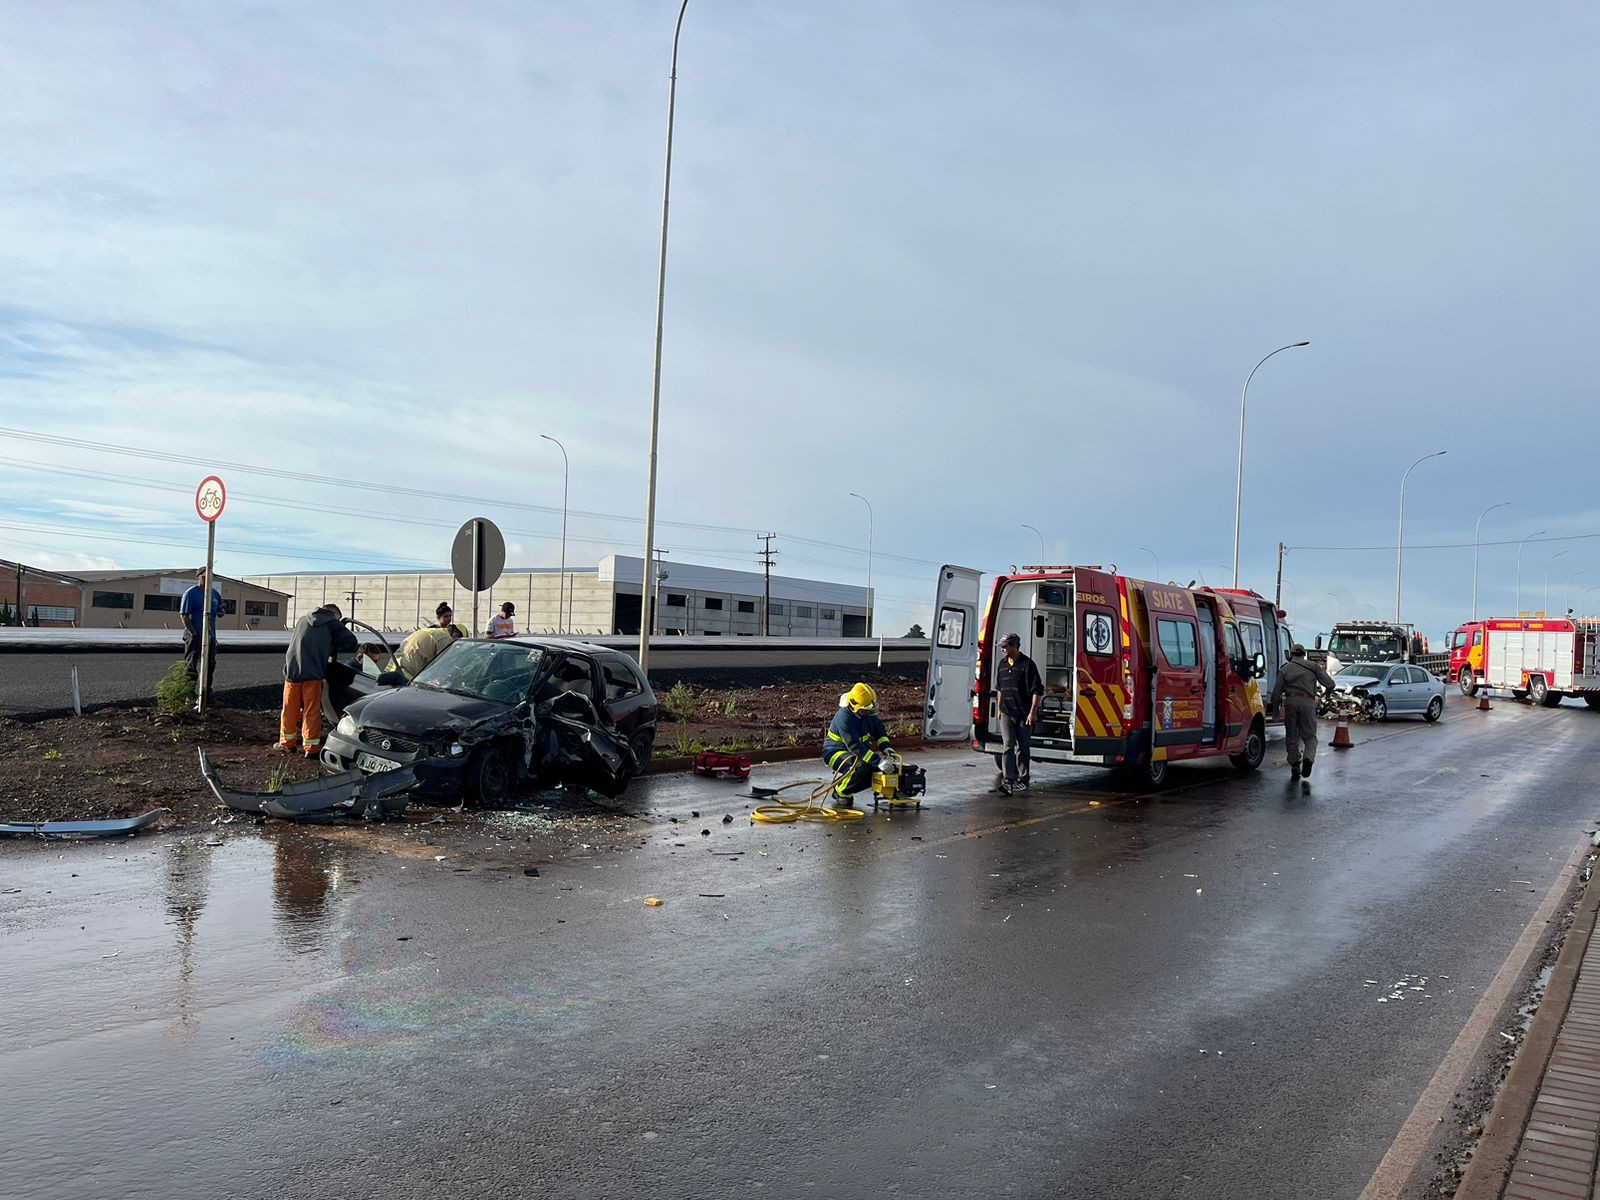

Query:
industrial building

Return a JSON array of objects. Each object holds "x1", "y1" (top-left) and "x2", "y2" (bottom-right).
[
  {"x1": 243, "y1": 555, "x2": 872, "y2": 637},
  {"x1": 1, "y1": 559, "x2": 291, "y2": 630}
]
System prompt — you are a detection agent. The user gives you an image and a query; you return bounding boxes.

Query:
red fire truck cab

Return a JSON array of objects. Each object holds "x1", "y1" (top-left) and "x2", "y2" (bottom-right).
[
  {"x1": 924, "y1": 565, "x2": 1287, "y2": 788},
  {"x1": 1449, "y1": 617, "x2": 1600, "y2": 708}
]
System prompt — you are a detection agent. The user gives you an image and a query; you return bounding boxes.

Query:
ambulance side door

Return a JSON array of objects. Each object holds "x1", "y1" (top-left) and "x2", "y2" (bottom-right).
[
  {"x1": 925, "y1": 565, "x2": 983, "y2": 741},
  {"x1": 1147, "y1": 590, "x2": 1206, "y2": 750}
]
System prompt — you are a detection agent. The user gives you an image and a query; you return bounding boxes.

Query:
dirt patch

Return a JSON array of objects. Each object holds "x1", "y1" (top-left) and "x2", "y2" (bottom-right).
[{"x1": 0, "y1": 670, "x2": 926, "y2": 828}]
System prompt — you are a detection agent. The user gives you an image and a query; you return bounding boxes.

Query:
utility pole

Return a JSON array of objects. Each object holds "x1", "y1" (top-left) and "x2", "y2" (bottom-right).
[
  {"x1": 344, "y1": 590, "x2": 361, "y2": 621},
  {"x1": 1274, "y1": 542, "x2": 1285, "y2": 608},
  {"x1": 651, "y1": 549, "x2": 669, "y2": 637},
  {"x1": 757, "y1": 534, "x2": 777, "y2": 636}
]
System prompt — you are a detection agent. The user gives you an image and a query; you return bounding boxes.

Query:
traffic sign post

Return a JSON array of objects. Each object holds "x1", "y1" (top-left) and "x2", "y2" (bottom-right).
[
  {"x1": 451, "y1": 517, "x2": 506, "y2": 637},
  {"x1": 194, "y1": 476, "x2": 226, "y2": 714}
]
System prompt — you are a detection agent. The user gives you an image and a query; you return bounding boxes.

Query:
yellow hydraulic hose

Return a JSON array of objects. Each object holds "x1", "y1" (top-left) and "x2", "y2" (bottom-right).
[{"x1": 750, "y1": 755, "x2": 867, "y2": 823}]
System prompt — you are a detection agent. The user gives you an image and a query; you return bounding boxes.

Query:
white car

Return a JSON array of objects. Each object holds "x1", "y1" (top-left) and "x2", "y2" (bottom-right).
[{"x1": 1335, "y1": 661, "x2": 1446, "y2": 723}]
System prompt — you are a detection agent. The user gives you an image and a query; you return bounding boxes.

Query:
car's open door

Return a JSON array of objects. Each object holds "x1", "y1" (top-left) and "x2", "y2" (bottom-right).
[{"x1": 924, "y1": 565, "x2": 983, "y2": 741}]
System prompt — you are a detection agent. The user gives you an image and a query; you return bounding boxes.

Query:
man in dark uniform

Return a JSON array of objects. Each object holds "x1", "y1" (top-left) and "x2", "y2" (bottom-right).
[
  {"x1": 1267, "y1": 644, "x2": 1337, "y2": 779},
  {"x1": 993, "y1": 633, "x2": 1044, "y2": 795}
]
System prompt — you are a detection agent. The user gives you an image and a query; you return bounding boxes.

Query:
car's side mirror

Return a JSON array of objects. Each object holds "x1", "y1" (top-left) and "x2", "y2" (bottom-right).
[{"x1": 1253, "y1": 652, "x2": 1266, "y2": 676}]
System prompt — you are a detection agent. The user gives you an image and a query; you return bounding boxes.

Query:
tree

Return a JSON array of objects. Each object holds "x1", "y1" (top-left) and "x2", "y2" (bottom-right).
[
  {"x1": 0, "y1": 601, "x2": 14, "y2": 626},
  {"x1": 904, "y1": 623, "x2": 926, "y2": 639}
]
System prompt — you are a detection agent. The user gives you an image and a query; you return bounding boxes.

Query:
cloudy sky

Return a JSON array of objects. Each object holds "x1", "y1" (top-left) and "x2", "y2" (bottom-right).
[{"x1": 2, "y1": 1, "x2": 1597, "y2": 641}]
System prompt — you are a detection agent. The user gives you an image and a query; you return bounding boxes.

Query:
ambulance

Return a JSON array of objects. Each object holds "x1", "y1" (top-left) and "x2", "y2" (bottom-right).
[
  {"x1": 923, "y1": 565, "x2": 1288, "y2": 788},
  {"x1": 1448, "y1": 617, "x2": 1600, "y2": 709}
]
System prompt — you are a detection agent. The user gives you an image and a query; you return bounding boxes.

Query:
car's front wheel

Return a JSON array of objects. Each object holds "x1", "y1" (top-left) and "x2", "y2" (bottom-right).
[
  {"x1": 465, "y1": 745, "x2": 514, "y2": 807},
  {"x1": 1424, "y1": 696, "x2": 1443, "y2": 723},
  {"x1": 1369, "y1": 694, "x2": 1388, "y2": 721}
]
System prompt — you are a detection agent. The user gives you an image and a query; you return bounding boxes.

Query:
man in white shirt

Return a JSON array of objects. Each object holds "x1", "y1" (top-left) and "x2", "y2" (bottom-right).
[{"x1": 486, "y1": 602, "x2": 516, "y2": 640}]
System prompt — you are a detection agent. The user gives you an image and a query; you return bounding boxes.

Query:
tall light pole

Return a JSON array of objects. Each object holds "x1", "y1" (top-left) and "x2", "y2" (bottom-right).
[
  {"x1": 1472, "y1": 500, "x2": 1510, "y2": 622},
  {"x1": 1395, "y1": 450, "x2": 1447, "y2": 621},
  {"x1": 1515, "y1": 532, "x2": 1545, "y2": 615},
  {"x1": 1140, "y1": 546, "x2": 1160, "y2": 580},
  {"x1": 1231, "y1": 340, "x2": 1310, "y2": 587},
  {"x1": 1022, "y1": 524, "x2": 1045, "y2": 564},
  {"x1": 1586, "y1": 585, "x2": 1600, "y2": 616},
  {"x1": 1363, "y1": 604, "x2": 1380, "y2": 620},
  {"x1": 1544, "y1": 550, "x2": 1568, "y2": 616},
  {"x1": 1325, "y1": 591, "x2": 1341, "y2": 622},
  {"x1": 638, "y1": 0, "x2": 690, "y2": 673},
  {"x1": 849, "y1": 492, "x2": 874, "y2": 638},
  {"x1": 540, "y1": 434, "x2": 570, "y2": 634},
  {"x1": 1565, "y1": 570, "x2": 1588, "y2": 615}
]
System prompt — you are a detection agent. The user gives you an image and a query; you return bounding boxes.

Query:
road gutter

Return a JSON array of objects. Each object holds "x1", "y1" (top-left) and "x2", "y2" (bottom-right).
[
  {"x1": 1455, "y1": 840, "x2": 1600, "y2": 1200},
  {"x1": 1359, "y1": 838, "x2": 1590, "y2": 1200}
]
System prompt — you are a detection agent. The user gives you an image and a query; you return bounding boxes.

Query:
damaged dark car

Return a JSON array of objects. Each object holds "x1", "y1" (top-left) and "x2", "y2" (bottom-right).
[{"x1": 321, "y1": 638, "x2": 659, "y2": 805}]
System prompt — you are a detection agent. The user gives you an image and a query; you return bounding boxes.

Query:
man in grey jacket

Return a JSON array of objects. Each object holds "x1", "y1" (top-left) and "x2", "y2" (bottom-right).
[
  {"x1": 1267, "y1": 644, "x2": 1337, "y2": 779},
  {"x1": 279, "y1": 604, "x2": 364, "y2": 757}
]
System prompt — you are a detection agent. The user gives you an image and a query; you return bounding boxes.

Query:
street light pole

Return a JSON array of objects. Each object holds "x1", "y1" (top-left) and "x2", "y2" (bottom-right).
[
  {"x1": 1544, "y1": 550, "x2": 1568, "y2": 616},
  {"x1": 1395, "y1": 450, "x2": 1447, "y2": 622},
  {"x1": 849, "y1": 492, "x2": 874, "y2": 638},
  {"x1": 1022, "y1": 524, "x2": 1045, "y2": 564},
  {"x1": 1140, "y1": 546, "x2": 1160, "y2": 580},
  {"x1": 1515, "y1": 532, "x2": 1545, "y2": 615},
  {"x1": 638, "y1": 0, "x2": 690, "y2": 674},
  {"x1": 540, "y1": 434, "x2": 569, "y2": 634},
  {"x1": 1565, "y1": 570, "x2": 1588, "y2": 615},
  {"x1": 1585, "y1": 585, "x2": 1600, "y2": 617},
  {"x1": 1472, "y1": 500, "x2": 1510, "y2": 622},
  {"x1": 1231, "y1": 340, "x2": 1310, "y2": 588},
  {"x1": 1325, "y1": 591, "x2": 1341, "y2": 622}
]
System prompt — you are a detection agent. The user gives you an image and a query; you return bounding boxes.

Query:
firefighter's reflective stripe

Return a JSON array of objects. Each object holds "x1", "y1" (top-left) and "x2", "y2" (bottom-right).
[{"x1": 1075, "y1": 684, "x2": 1127, "y2": 737}]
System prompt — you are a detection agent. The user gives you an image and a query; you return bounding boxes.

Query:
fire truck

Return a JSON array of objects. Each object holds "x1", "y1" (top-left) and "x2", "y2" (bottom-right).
[
  {"x1": 1448, "y1": 617, "x2": 1600, "y2": 708},
  {"x1": 923, "y1": 565, "x2": 1287, "y2": 788}
]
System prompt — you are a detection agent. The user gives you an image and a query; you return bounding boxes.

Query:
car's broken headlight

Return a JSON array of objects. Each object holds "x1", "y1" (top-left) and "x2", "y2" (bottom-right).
[
  {"x1": 336, "y1": 714, "x2": 357, "y2": 736},
  {"x1": 448, "y1": 741, "x2": 465, "y2": 757}
]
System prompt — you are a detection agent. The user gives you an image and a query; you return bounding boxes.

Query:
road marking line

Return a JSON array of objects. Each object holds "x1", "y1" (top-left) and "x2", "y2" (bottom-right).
[{"x1": 1357, "y1": 838, "x2": 1588, "y2": 1200}]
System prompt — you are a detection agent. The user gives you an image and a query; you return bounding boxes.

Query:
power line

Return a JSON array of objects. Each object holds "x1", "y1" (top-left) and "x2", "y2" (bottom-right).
[{"x1": 1291, "y1": 530, "x2": 1600, "y2": 553}]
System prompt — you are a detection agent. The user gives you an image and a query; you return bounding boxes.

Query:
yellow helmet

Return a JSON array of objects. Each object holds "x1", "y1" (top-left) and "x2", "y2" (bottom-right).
[{"x1": 845, "y1": 682, "x2": 877, "y2": 713}]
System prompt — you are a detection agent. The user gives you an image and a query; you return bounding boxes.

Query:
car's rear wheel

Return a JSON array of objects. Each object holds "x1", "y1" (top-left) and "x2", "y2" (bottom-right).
[
  {"x1": 1230, "y1": 720, "x2": 1266, "y2": 771},
  {"x1": 1528, "y1": 677, "x2": 1549, "y2": 707},
  {"x1": 1457, "y1": 667, "x2": 1476, "y2": 697},
  {"x1": 465, "y1": 745, "x2": 514, "y2": 807},
  {"x1": 1370, "y1": 694, "x2": 1388, "y2": 721},
  {"x1": 1424, "y1": 696, "x2": 1443, "y2": 723},
  {"x1": 629, "y1": 731, "x2": 654, "y2": 775}
]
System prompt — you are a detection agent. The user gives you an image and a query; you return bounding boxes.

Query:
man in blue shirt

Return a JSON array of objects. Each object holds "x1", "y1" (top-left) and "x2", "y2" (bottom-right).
[{"x1": 180, "y1": 568, "x2": 224, "y2": 702}]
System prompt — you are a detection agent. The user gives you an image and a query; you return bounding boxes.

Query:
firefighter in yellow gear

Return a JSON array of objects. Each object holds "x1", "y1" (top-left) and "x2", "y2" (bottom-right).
[
  {"x1": 392, "y1": 622, "x2": 467, "y2": 678},
  {"x1": 820, "y1": 682, "x2": 892, "y2": 806}
]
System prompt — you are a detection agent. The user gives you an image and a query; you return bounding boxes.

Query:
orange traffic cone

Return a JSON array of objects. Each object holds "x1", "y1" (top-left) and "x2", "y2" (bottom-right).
[
  {"x1": 1330, "y1": 716, "x2": 1353, "y2": 749},
  {"x1": 1477, "y1": 690, "x2": 1492, "y2": 712}
]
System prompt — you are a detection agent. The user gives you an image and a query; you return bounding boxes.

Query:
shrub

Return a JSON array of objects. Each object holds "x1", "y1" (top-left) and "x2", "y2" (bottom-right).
[
  {"x1": 661, "y1": 681, "x2": 694, "y2": 722},
  {"x1": 154, "y1": 661, "x2": 196, "y2": 716}
]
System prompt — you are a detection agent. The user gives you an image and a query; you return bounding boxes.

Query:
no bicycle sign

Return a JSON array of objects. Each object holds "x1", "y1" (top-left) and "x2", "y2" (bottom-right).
[{"x1": 195, "y1": 476, "x2": 227, "y2": 523}]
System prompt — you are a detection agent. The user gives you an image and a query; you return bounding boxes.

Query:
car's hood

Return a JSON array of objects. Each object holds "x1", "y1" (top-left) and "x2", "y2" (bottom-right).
[
  {"x1": 347, "y1": 685, "x2": 511, "y2": 734},
  {"x1": 1335, "y1": 675, "x2": 1385, "y2": 690}
]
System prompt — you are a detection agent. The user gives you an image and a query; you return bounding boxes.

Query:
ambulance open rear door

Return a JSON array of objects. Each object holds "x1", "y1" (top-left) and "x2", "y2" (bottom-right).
[{"x1": 924, "y1": 565, "x2": 983, "y2": 741}]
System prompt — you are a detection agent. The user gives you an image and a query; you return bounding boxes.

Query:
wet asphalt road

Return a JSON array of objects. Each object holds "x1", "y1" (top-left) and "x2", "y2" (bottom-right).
[{"x1": 5, "y1": 694, "x2": 1599, "y2": 1200}]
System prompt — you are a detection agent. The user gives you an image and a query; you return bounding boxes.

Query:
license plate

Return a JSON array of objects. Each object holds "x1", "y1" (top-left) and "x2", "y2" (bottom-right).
[{"x1": 356, "y1": 752, "x2": 402, "y2": 773}]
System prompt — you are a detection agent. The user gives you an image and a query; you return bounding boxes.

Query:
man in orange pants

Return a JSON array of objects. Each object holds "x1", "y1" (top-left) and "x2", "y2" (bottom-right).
[{"x1": 280, "y1": 603, "x2": 363, "y2": 758}]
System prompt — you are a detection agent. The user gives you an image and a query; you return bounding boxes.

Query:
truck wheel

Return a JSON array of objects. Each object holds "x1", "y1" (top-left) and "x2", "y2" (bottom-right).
[
  {"x1": 1512, "y1": 689, "x2": 1528, "y2": 701},
  {"x1": 1457, "y1": 667, "x2": 1476, "y2": 697},
  {"x1": 1528, "y1": 677, "x2": 1549, "y2": 707},
  {"x1": 1541, "y1": 689, "x2": 1564, "y2": 709},
  {"x1": 465, "y1": 745, "x2": 514, "y2": 808},
  {"x1": 1229, "y1": 720, "x2": 1266, "y2": 772},
  {"x1": 1424, "y1": 696, "x2": 1443, "y2": 723},
  {"x1": 1120, "y1": 755, "x2": 1168, "y2": 791},
  {"x1": 1586, "y1": 694, "x2": 1600, "y2": 711}
]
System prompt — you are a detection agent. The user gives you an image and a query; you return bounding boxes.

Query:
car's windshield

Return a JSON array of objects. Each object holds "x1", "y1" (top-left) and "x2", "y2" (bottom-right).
[
  {"x1": 1327, "y1": 633, "x2": 1402, "y2": 660},
  {"x1": 412, "y1": 641, "x2": 548, "y2": 704},
  {"x1": 1337, "y1": 663, "x2": 1383, "y2": 677}
]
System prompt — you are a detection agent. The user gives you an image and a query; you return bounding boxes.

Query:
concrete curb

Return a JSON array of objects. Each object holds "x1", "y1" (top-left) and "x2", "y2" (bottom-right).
[
  {"x1": 1456, "y1": 851, "x2": 1600, "y2": 1199},
  {"x1": 646, "y1": 739, "x2": 939, "y2": 777}
]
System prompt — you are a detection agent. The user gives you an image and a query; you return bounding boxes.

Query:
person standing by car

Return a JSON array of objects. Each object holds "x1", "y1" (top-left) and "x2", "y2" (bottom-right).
[
  {"x1": 434, "y1": 601, "x2": 455, "y2": 629},
  {"x1": 1268, "y1": 644, "x2": 1337, "y2": 779},
  {"x1": 180, "y1": 567, "x2": 224, "y2": 703},
  {"x1": 280, "y1": 603, "x2": 362, "y2": 757},
  {"x1": 820, "y1": 683, "x2": 893, "y2": 807},
  {"x1": 393, "y1": 621, "x2": 466, "y2": 678},
  {"x1": 993, "y1": 632, "x2": 1044, "y2": 795},
  {"x1": 486, "y1": 601, "x2": 516, "y2": 640}
]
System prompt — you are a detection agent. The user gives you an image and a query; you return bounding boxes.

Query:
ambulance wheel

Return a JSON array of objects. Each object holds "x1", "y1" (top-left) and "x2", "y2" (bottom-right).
[
  {"x1": 1457, "y1": 667, "x2": 1476, "y2": 697},
  {"x1": 1121, "y1": 755, "x2": 1168, "y2": 791},
  {"x1": 1585, "y1": 694, "x2": 1600, "y2": 711},
  {"x1": 1424, "y1": 696, "x2": 1444, "y2": 723},
  {"x1": 1229, "y1": 720, "x2": 1266, "y2": 772},
  {"x1": 1528, "y1": 677, "x2": 1549, "y2": 707}
]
